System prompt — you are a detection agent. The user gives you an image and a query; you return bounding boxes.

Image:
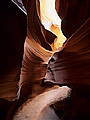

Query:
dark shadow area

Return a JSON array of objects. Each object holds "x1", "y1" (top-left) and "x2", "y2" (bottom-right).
[{"x1": 0, "y1": 0, "x2": 27, "y2": 119}]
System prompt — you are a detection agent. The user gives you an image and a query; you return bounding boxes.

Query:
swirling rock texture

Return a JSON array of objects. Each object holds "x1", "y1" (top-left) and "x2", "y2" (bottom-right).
[
  {"x1": 0, "y1": 0, "x2": 90, "y2": 120},
  {"x1": 44, "y1": 0, "x2": 90, "y2": 119}
]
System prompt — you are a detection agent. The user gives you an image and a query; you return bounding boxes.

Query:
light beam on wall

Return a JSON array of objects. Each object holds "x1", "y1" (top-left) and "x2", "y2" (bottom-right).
[{"x1": 40, "y1": 0, "x2": 66, "y2": 51}]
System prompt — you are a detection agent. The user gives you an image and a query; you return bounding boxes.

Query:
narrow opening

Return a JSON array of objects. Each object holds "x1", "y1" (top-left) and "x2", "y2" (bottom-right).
[{"x1": 40, "y1": 0, "x2": 66, "y2": 51}]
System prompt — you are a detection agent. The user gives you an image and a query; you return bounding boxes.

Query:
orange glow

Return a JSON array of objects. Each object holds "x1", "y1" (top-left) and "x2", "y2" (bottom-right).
[{"x1": 40, "y1": 0, "x2": 66, "y2": 51}]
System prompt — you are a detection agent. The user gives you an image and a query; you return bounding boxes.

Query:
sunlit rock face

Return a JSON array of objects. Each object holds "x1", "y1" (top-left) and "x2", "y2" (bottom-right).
[
  {"x1": 17, "y1": 0, "x2": 67, "y2": 102},
  {"x1": 1, "y1": 0, "x2": 90, "y2": 120},
  {"x1": 16, "y1": 0, "x2": 90, "y2": 103},
  {"x1": 40, "y1": 0, "x2": 66, "y2": 51},
  {"x1": 40, "y1": 0, "x2": 61, "y2": 29}
]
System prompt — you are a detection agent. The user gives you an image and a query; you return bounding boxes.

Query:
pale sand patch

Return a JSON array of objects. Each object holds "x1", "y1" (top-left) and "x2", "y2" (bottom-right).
[{"x1": 13, "y1": 86, "x2": 70, "y2": 120}]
